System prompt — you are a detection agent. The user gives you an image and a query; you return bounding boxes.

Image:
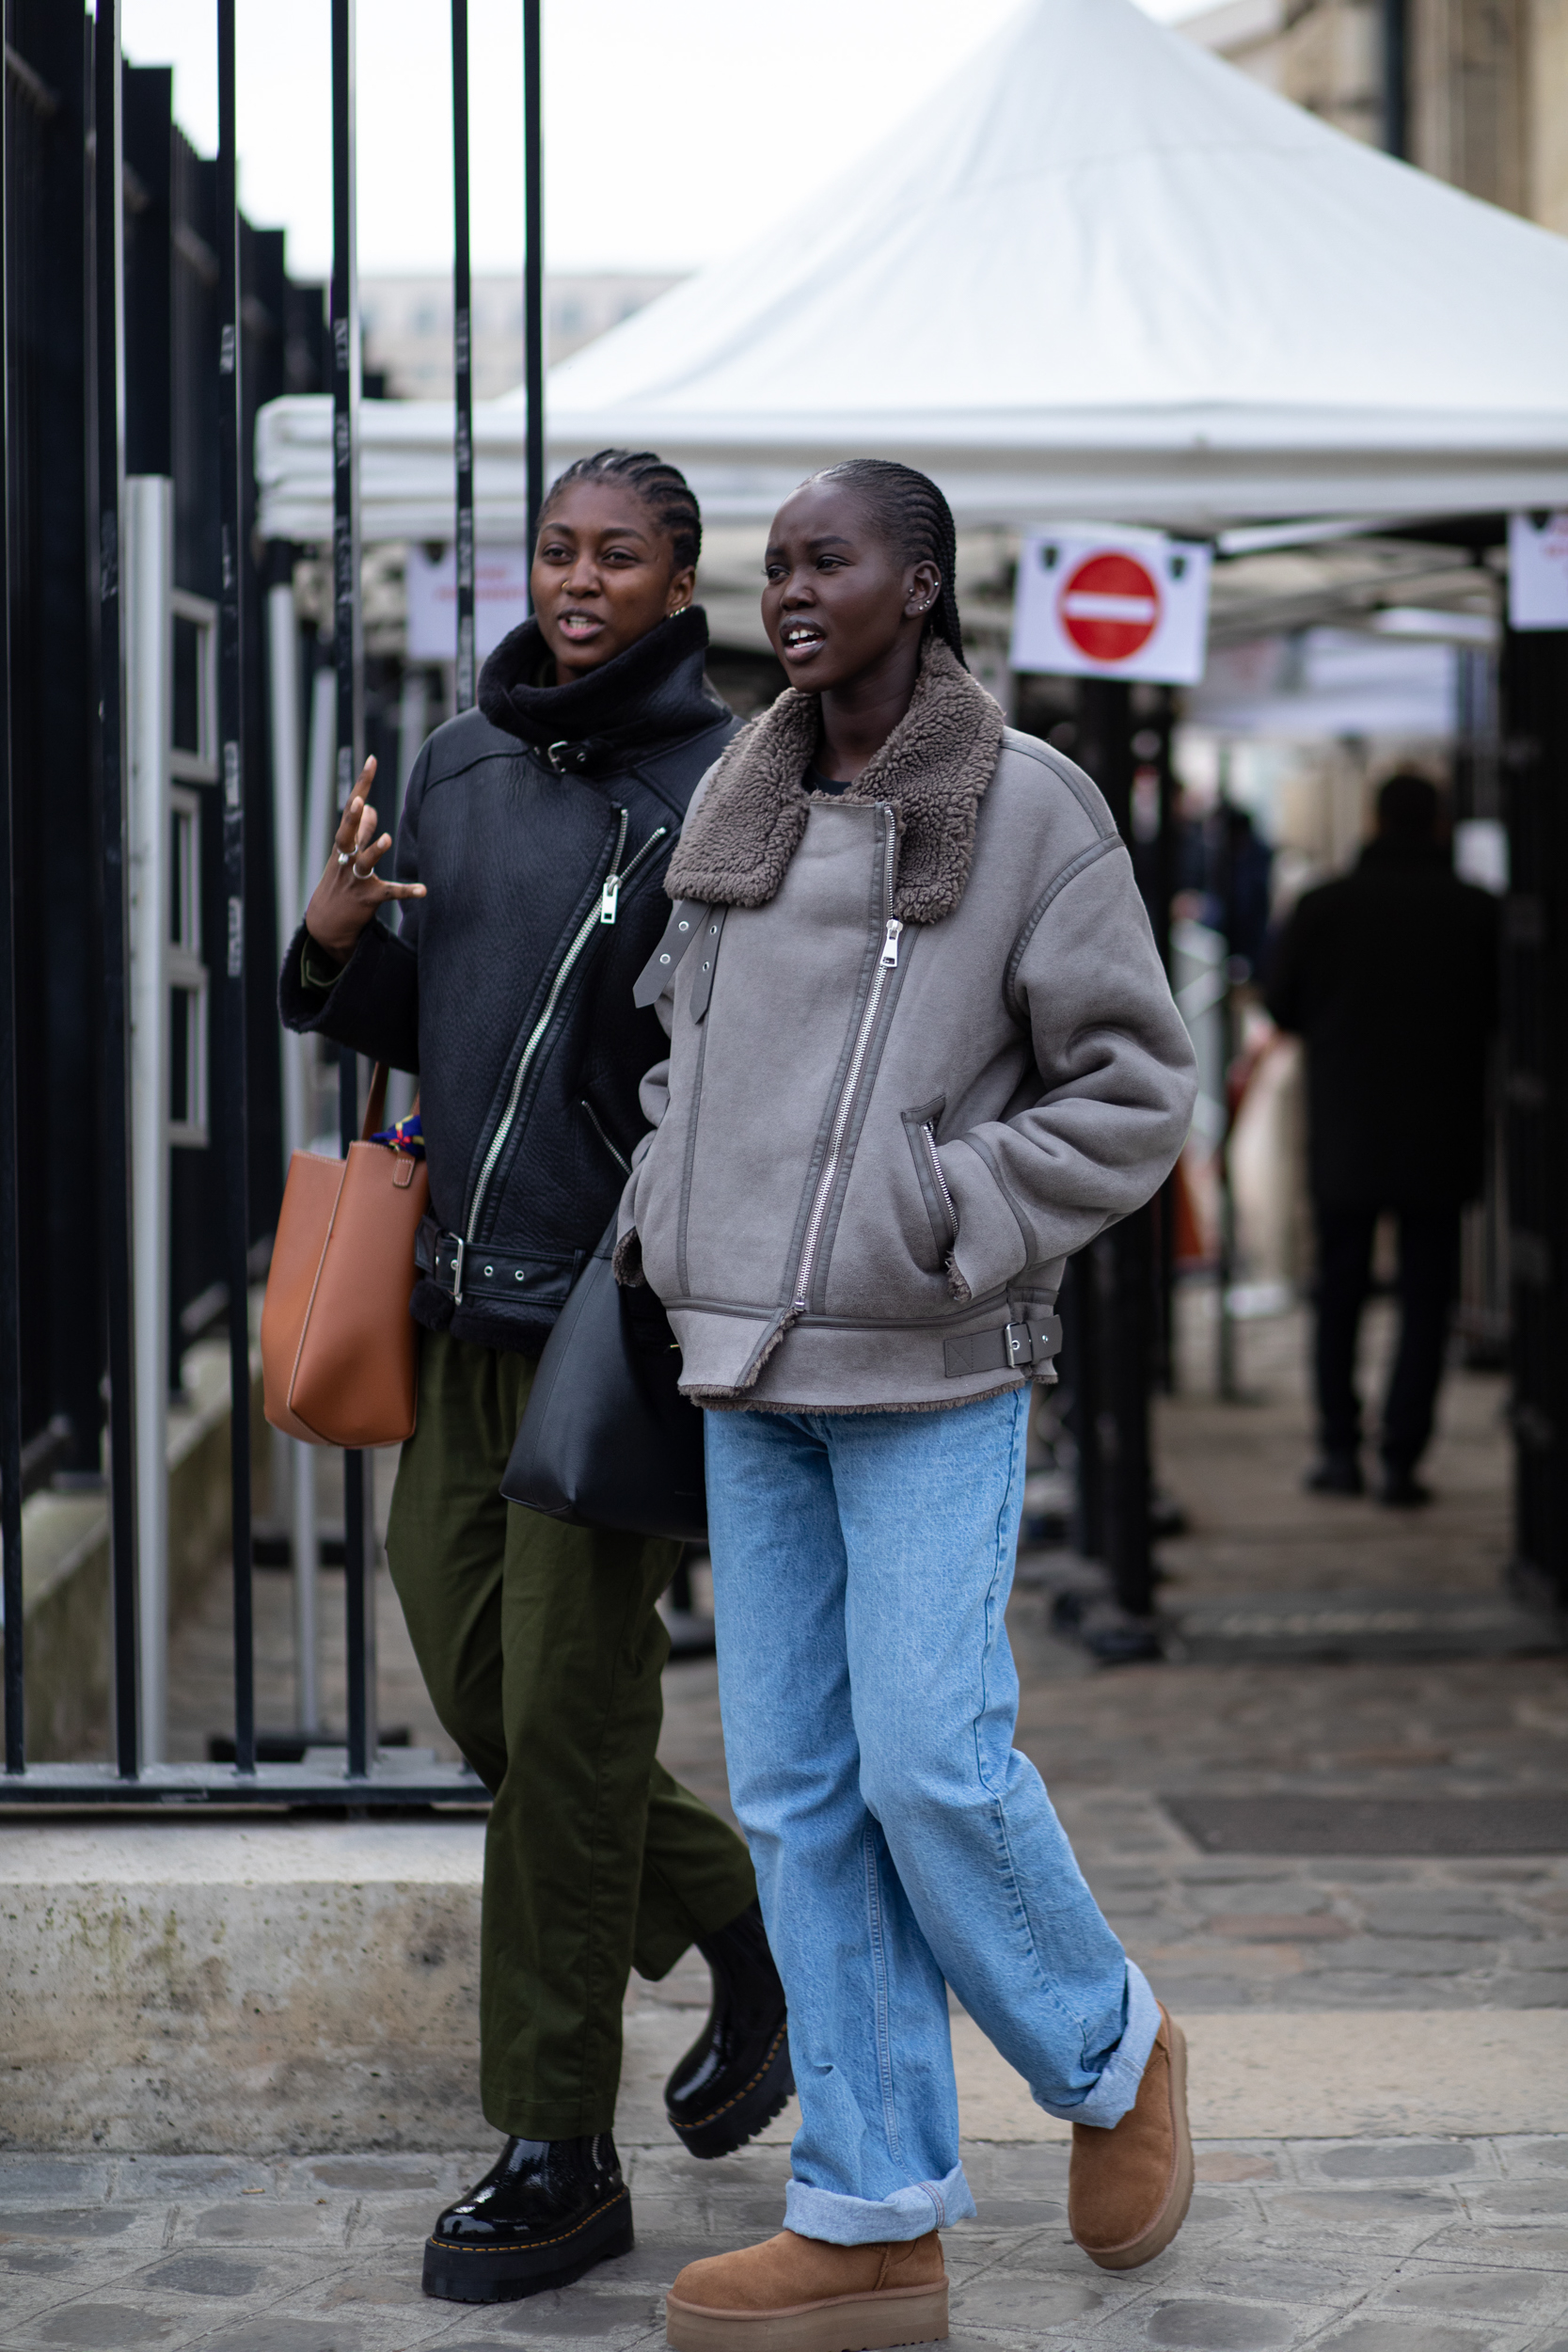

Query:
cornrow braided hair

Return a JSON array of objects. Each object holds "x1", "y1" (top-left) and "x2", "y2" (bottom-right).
[
  {"x1": 811, "y1": 457, "x2": 966, "y2": 668},
  {"x1": 538, "y1": 448, "x2": 702, "y2": 573}
]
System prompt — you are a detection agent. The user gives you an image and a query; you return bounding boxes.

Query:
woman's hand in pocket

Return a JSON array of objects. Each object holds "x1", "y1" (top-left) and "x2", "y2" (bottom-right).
[{"x1": 303, "y1": 756, "x2": 427, "y2": 965}]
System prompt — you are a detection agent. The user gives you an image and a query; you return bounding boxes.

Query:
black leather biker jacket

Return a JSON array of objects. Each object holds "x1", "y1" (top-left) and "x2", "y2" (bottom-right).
[{"x1": 278, "y1": 607, "x2": 739, "y2": 1355}]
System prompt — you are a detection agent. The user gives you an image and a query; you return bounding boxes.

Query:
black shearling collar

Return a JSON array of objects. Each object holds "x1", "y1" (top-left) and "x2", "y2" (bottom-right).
[{"x1": 478, "y1": 605, "x2": 729, "y2": 779}]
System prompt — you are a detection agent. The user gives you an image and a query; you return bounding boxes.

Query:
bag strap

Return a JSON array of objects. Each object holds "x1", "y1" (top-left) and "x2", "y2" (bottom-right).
[
  {"x1": 360, "y1": 1065, "x2": 421, "y2": 1144},
  {"x1": 361, "y1": 1063, "x2": 389, "y2": 1140}
]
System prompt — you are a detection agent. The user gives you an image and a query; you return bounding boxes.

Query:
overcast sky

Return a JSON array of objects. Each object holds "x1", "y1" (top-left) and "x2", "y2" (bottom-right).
[{"x1": 119, "y1": 0, "x2": 1209, "y2": 279}]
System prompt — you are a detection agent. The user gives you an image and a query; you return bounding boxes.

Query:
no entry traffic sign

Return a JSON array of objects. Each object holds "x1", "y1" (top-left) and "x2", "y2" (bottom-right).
[
  {"x1": 1059, "y1": 549, "x2": 1162, "y2": 663},
  {"x1": 1010, "y1": 528, "x2": 1212, "y2": 685}
]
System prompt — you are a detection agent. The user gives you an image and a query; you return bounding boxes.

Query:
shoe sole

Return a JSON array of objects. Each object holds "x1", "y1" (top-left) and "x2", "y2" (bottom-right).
[
  {"x1": 665, "y1": 2278, "x2": 947, "y2": 2351},
  {"x1": 668, "y1": 2019, "x2": 796, "y2": 2162},
  {"x1": 421, "y1": 2190, "x2": 633, "y2": 2303},
  {"x1": 1083, "y1": 2014, "x2": 1194, "y2": 2272}
]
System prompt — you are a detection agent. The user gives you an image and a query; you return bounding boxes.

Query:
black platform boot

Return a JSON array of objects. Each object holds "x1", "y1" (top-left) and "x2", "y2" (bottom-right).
[
  {"x1": 664, "y1": 1899, "x2": 794, "y2": 2160},
  {"x1": 421, "y1": 2133, "x2": 632, "y2": 2302}
]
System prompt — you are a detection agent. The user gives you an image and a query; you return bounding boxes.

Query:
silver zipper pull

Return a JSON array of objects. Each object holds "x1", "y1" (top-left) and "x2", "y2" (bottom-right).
[
  {"x1": 600, "y1": 874, "x2": 621, "y2": 926},
  {"x1": 880, "y1": 918, "x2": 903, "y2": 968}
]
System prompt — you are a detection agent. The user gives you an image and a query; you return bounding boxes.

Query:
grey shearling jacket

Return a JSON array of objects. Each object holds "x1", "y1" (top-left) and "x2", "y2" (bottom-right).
[{"x1": 614, "y1": 640, "x2": 1197, "y2": 1412}]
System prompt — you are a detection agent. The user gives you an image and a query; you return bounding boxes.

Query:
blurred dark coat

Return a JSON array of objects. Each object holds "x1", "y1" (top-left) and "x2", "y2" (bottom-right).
[{"x1": 1264, "y1": 839, "x2": 1499, "y2": 1207}]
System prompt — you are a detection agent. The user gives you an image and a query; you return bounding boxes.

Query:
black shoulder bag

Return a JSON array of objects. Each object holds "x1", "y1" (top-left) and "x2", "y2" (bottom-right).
[{"x1": 500, "y1": 1220, "x2": 707, "y2": 1543}]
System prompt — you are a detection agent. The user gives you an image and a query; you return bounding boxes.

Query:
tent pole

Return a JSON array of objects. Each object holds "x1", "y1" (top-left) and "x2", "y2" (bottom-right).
[
  {"x1": 451, "y1": 0, "x2": 475, "y2": 711},
  {"x1": 523, "y1": 0, "x2": 544, "y2": 560},
  {"x1": 1078, "y1": 677, "x2": 1156, "y2": 1629}
]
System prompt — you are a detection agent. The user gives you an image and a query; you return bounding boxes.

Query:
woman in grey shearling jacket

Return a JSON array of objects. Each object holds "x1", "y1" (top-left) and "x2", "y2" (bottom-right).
[{"x1": 620, "y1": 462, "x2": 1200, "y2": 2352}]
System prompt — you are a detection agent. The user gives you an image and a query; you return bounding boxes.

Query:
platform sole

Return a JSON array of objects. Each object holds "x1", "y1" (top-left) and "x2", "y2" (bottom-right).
[
  {"x1": 665, "y1": 2277, "x2": 947, "y2": 2352},
  {"x1": 668, "y1": 2018, "x2": 796, "y2": 2161},
  {"x1": 421, "y1": 2190, "x2": 633, "y2": 2303},
  {"x1": 1082, "y1": 2014, "x2": 1194, "y2": 2272}
]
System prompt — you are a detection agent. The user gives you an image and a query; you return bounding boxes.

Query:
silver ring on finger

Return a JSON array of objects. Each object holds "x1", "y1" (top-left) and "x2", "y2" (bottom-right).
[
  {"x1": 352, "y1": 860, "x2": 375, "y2": 882},
  {"x1": 337, "y1": 849, "x2": 353, "y2": 866}
]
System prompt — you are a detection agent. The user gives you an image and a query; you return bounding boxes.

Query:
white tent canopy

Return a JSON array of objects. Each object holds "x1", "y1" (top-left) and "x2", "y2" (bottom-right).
[{"x1": 256, "y1": 0, "x2": 1568, "y2": 546}]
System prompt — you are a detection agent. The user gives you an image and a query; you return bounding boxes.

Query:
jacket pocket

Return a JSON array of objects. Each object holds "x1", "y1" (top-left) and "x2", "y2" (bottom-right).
[
  {"x1": 902, "y1": 1096, "x2": 958, "y2": 1259},
  {"x1": 580, "y1": 1094, "x2": 632, "y2": 1177}
]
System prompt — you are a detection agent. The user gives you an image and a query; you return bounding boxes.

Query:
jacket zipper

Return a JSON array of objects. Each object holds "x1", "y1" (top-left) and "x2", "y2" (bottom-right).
[
  {"x1": 581, "y1": 1096, "x2": 631, "y2": 1176},
  {"x1": 921, "y1": 1120, "x2": 958, "y2": 1243},
  {"x1": 789, "y1": 818, "x2": 901, "y2": 1315},
  {"x1": 456, "y1": 812, "x2": 667, "y2": 1289}
]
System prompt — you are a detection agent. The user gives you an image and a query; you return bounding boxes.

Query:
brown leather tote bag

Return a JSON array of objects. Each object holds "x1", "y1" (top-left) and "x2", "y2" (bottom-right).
[{"x1": 261, "y1": 1065, "x2": 429, "y2": 1448}]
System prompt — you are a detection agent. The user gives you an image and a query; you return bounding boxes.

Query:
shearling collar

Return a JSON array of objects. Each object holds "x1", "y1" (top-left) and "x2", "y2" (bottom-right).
[{"x1": 664, "y1": 637, "x2": 1005, "y2": 925}]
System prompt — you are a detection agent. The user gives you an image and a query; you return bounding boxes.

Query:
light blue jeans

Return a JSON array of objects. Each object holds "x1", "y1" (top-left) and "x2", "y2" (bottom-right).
[{"x1": 704, "y1": 1387, "x2": 1159, "y2": 2246}]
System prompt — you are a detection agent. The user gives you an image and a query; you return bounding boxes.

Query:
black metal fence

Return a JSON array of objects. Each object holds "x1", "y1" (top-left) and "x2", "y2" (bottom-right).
[
  {"x1": 0, "y1": 4, "x2": 1561, "y2": 1802},
  {"x1": 0, "y1": 0, "x2": 541, "y2": 1804}
]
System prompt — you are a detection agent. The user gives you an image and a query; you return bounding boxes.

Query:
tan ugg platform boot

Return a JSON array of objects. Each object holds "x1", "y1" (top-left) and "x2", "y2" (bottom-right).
[
  {"x1": 665, "y1": 2226, "x2": 947, "y2": 2352},
  {"x1": 1069, "y1": 2001, "x2": 1193, "y2": 2271}
]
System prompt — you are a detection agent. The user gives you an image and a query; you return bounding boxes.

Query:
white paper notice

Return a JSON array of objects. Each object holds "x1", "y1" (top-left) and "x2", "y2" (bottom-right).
[
  {"x1": 1010, "y1": 528, "x2": 1212, "y2": 685},
  {"x1": 1509, "y1": 513, "x2": 1568, "y2": 631},
  {"x1": 406, "y1": 545, "x2": 532, "y2": 663}
]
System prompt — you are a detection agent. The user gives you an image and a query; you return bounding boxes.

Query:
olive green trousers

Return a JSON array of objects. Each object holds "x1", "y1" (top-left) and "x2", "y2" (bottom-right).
[{"x1": 385, "y1": 1327, "x2": 756, "y2": 2139}]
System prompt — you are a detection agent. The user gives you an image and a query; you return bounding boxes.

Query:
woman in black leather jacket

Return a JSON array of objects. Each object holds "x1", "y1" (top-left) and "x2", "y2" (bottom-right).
[{"x1": 280, "y1": 452, "x2": 789, "y2": 2309}]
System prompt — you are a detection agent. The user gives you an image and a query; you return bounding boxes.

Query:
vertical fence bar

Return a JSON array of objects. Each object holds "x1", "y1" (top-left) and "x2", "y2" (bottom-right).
[
  {"x1": 0, "y1": 0, "x2": 22, "y2": 1776},
  {"x1": 1381, "y1": 0, "x2": 1407, "y2": 159},
  {"x1": 266, "y1": 573, "x2": 320, "y2": 1734},
  {"x1": 523, "y1": 0, "x2": 544, "y2": 558},
  {"x1": 451, "y1": 0, "x2": 475, "y2": 712},
  {"x1": 332, "y1": 0, "x2": 374, "y2": 1781},
  {"x1": 216, "y1": 0, "x2": 255, "y2": 1775},
  {"x1": 96, "y1": 0, "x2": 141, "y2": 1779},
  {"x1": 126, "y1": 475, "x2": 173, "y2": 1767}
]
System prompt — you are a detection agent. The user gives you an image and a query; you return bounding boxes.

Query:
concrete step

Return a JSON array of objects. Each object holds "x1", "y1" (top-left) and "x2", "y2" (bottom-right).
[{"x1": 4, "y1": 1821, "x2": 1567, "y2": 2153}]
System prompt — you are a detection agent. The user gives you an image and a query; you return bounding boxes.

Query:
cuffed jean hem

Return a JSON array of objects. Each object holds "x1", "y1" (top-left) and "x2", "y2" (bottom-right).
[
  {"x1": 784, "y1": 2163, "x2": 976, "y2": 2246},
  {"x1": 1032, "y1": 1962, "x2": 1162, "y2": 2130}
]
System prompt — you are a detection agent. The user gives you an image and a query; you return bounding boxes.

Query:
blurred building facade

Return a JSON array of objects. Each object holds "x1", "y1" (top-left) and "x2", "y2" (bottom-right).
[
  {"x1": 1182, "y1": 0, "x2": 1567, "y2": 232},
  {"x1": 359, "y1": 271, "x2": 686, "y2": 401}
]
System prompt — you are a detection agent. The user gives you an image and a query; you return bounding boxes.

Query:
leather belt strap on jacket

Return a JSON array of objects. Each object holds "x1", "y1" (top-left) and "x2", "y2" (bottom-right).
[
  {"x1": 418, "y1": 1224, "x2": 543, "y2": 1305},
  {"x1": 943, "y1": 1312, "x2": 1062, "y2": 1381}
]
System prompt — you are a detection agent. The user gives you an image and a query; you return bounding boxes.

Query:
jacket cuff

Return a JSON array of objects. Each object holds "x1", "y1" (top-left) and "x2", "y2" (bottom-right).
[
  {"x1": 941, "y1": 1136, "x2": 1031, "y2": 1301},
  {"x1": 299, "y1": 936, "x2": 345, "y2": 995},
  {"x1": 278, "y1": 914, "x2": 397, "y2": 1041}
]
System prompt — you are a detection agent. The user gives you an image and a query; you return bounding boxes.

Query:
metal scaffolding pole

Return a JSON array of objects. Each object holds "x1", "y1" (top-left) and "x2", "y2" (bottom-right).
[
  {"x1": 451, "y1": 0, "x2": 475, "y2": 710},
  {"x1": 0, "y1": 0, "x2": 21, "y2": 1776},
  {"x1": 95, "y1": 0, "x2": 141, "y2": 1781},
  {"x1": 216, "y1": 0, "x2": 255, "y2": 1776},
  {"x1": 332, "y1": 0, "x2": 375, "y2": 1779}
]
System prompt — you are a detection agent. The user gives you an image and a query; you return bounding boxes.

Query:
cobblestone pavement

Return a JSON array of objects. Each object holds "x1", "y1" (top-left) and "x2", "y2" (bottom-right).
[
  {"x1": 2, "y1": 2137, "x2": 1567, "y2": 2351},
  {"x1": 61, "y1": 1290, "x2": 1566, "y2": 2348}
]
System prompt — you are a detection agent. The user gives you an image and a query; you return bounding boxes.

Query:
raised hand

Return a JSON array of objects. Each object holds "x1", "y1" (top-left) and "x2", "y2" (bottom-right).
[{"x1": 302, "y1": 755, "x2": 426, "y2": 965}]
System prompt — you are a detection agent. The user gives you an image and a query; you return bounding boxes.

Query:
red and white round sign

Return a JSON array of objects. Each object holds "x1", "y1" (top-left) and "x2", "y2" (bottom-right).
[{"x1": 1057, "y1": 550, "x2": 1162, "y2": 664}]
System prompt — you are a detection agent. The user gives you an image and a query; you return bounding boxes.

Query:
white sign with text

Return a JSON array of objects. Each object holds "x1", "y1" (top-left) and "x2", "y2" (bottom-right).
[
  {"x1": 1010, "y1": 527, "x2": 1212, "y2": 685},
  {"x1": 1509, "y1": 512, "x2": 1568, "y2": 630},
  {"x1": 406, "y1": 544, "x2": 532, "y2": 664}
]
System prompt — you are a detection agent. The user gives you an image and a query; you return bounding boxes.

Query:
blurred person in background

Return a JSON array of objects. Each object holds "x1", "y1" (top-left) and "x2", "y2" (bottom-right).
[{"x1": 1265, "y1": 772, "x2": 1498, "y2": 1506}]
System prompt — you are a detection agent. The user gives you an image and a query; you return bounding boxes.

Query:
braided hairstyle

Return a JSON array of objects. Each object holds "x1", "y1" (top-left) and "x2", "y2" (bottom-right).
[
  {"x1": 811, "y1": 457, "x2": 965, "y2": 668},
  {"x1": 538, "y1": 448, "x2": 702, "y2": 572}
]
